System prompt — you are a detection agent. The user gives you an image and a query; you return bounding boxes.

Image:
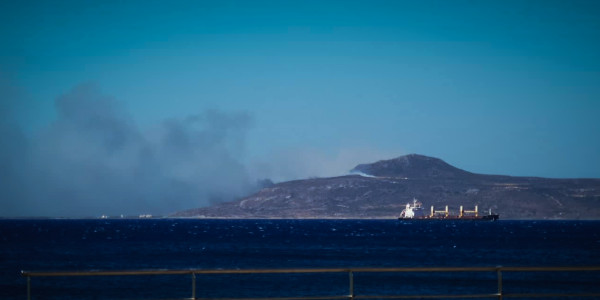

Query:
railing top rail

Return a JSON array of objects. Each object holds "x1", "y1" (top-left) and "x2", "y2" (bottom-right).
[{"x1": 21, "y1": 266, "x2": 600, "y2": 277}]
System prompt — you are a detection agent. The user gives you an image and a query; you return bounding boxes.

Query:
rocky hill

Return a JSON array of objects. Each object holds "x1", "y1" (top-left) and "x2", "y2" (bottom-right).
[{"x1": 174, "y1": 154, "x2": 600, "y2": 219}]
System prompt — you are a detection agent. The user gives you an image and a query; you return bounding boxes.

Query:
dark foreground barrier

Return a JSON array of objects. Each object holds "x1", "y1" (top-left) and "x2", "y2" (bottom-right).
[{"x1": 21, "y1": 266, "x2": 600, "y2": 300}]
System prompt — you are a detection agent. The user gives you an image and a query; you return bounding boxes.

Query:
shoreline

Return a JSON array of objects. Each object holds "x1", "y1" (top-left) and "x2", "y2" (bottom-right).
[{"x1": 1, "y1": 216, "x2": 600, "y2": 221}]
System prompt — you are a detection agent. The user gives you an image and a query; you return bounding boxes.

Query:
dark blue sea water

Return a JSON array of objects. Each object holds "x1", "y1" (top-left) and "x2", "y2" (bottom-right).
[{"x1": 1, "y1": 219, "x2": 600, "y2": 299}]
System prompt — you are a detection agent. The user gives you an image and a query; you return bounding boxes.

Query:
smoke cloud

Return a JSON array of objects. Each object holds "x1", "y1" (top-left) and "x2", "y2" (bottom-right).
[
  {"x1": 249, "y1": 147, "x2": 396, "y2": 183},
  {"x1": 1, "y1": 83, "x2": 255, "y2": 217}
]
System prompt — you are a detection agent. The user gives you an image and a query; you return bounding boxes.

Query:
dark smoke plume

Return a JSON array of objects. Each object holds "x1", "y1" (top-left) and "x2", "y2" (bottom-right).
[{"x1": 0, "y1": 83, "x2": 255, "y2": 217}]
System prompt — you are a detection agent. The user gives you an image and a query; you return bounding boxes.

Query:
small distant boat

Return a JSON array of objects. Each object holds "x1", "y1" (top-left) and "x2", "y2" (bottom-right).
[{"x1": 398, "y1": 198, "x2": 499, "y2": 221}]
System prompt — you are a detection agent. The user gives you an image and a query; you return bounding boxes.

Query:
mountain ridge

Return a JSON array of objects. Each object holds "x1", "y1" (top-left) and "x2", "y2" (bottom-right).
[
  {"x1": 351, "y1": 154, "x2": 475, "y2": 179},
  {"x1": 174, "y1": 154, "x2": 600, "y2": 219}
]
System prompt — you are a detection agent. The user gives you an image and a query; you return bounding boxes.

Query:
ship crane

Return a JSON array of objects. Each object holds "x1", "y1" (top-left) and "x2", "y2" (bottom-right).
[
  {"x1": 430, "y1": 205, "x2": 449, "y2": 218},
  {"x1": 460, "y1": 205, "x2": 479, "y2": 218}
]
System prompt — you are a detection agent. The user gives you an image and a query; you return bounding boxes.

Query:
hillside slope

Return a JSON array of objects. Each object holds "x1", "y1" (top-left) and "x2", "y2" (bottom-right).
[{"x1": 174, "y1": 154, "x2": 600, "y2": 219}]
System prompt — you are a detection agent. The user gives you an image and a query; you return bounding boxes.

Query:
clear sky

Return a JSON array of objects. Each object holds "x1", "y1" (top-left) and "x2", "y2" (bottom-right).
[{"x1": 1, "y1": 0, "x2": 599, "y2": 216}]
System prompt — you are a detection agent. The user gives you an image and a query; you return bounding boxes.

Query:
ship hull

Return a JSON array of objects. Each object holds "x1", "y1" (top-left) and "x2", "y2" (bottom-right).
[{"x1": 398, "y1": 214, "x2": 499, "y2": 221}]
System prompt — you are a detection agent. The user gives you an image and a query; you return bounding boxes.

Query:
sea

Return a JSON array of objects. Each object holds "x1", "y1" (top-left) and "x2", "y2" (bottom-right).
[{"x1": 1, "y1": 219, "x2": 600, "y2": 299}]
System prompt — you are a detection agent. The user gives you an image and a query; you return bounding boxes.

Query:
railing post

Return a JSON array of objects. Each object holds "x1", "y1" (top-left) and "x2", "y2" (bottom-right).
[
  {"x1": 27, "y1": 276, "x2": 31, "y2": 300},
  {"x1": 191, "y1": 272, "x2": 196, "y2": 300},
  {"x1": 348, "y1": 270, "x2": 354, "y2": 300},
  {"x1": 497, "y1": 267, "x2": 503, "y2": 300}
]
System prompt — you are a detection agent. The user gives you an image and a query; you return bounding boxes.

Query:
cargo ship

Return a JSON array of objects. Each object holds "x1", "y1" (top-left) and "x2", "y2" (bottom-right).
[{"x1": 398, "y1": 199, "x2": 499, "y2": 221}]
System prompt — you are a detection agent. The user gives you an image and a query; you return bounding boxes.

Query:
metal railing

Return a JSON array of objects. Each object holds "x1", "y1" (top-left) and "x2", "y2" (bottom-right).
[{"x1": 21, "y1": 266, "x2": 600, "y2": 300}]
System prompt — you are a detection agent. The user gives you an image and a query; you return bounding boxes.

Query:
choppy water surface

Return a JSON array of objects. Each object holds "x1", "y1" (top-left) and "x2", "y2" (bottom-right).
[{"x1": 1, "y1": 219, "x2": 599, "y2": 299}]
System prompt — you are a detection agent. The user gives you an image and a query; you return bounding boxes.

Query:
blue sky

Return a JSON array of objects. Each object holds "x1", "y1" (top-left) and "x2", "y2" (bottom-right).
[{"x1": 1, "y1": 1, "x2": 600, "y2": 215}]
